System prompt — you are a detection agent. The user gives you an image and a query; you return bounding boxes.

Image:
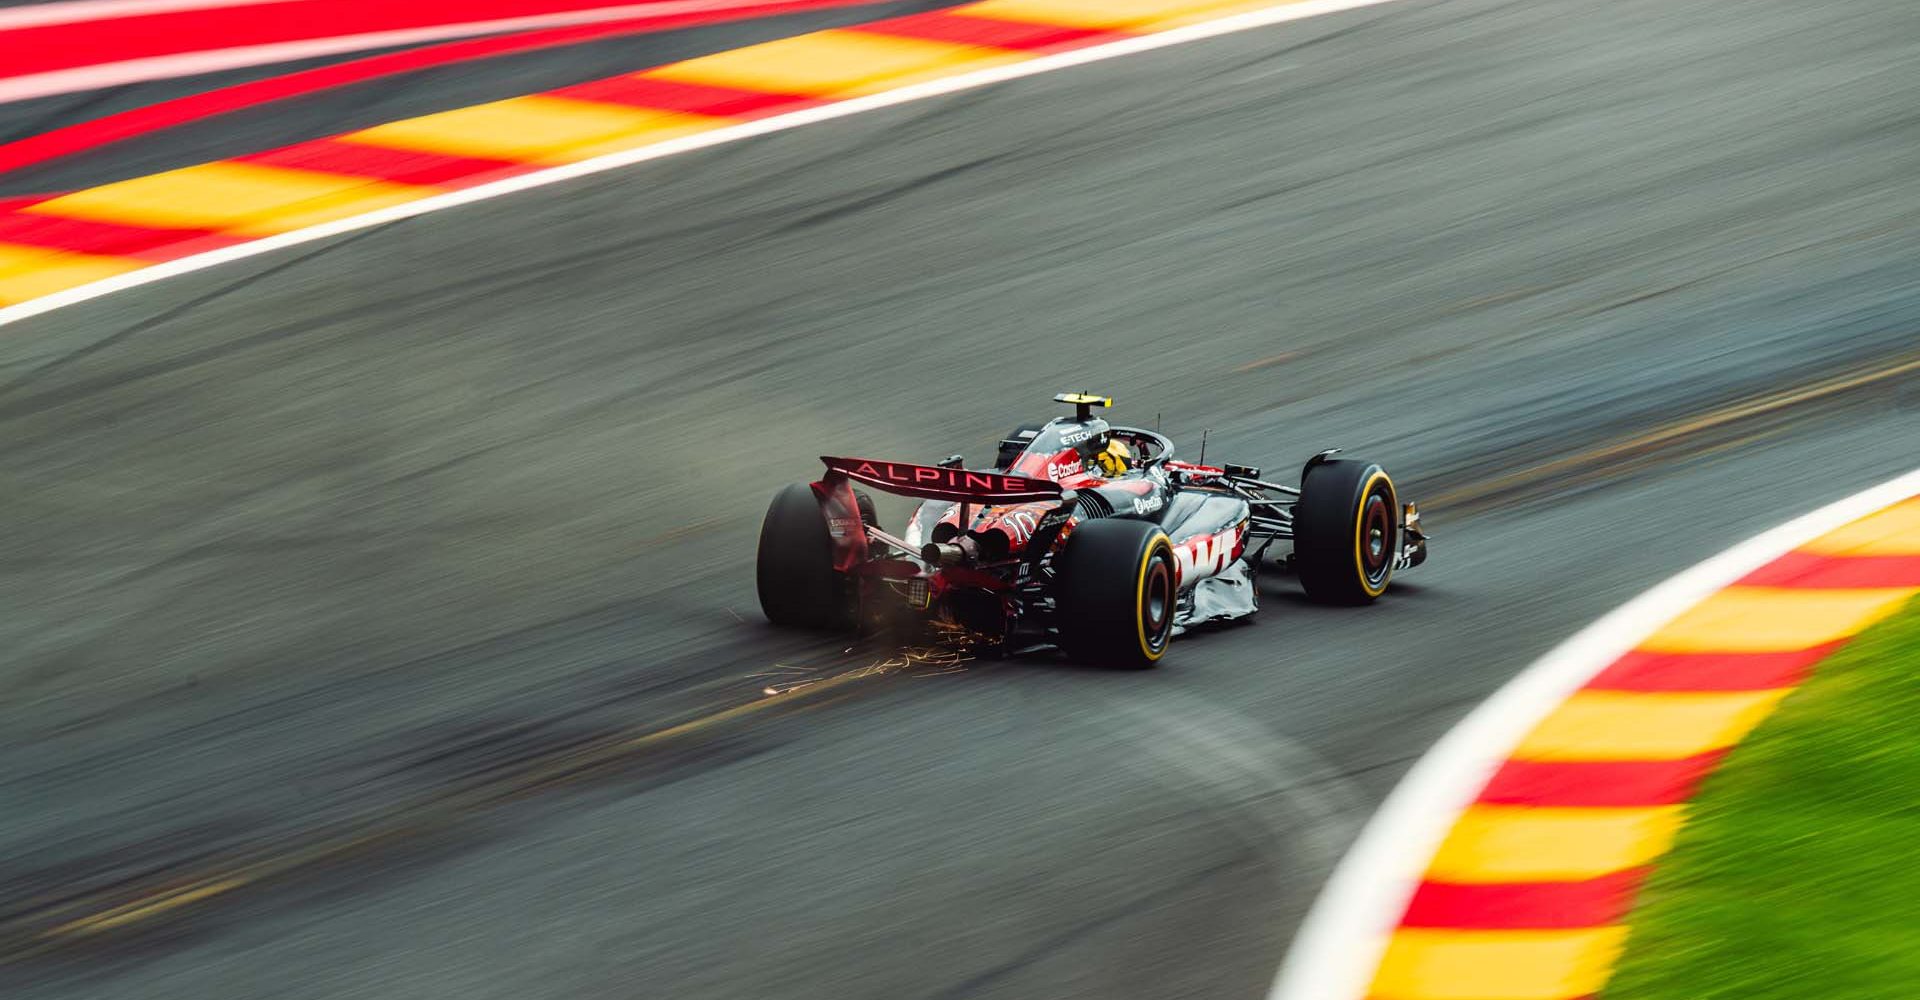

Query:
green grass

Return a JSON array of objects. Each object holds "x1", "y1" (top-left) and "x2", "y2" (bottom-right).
[{"x1": 1605, "y1": 594, "x2": 1920, "y2": 999}]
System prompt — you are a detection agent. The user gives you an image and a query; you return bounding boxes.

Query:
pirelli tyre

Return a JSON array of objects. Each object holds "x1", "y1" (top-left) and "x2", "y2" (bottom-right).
[
  {"x1": 756, "y1": 483, "x2": 855, "y2": 629},
  {"x1": 1054, "y1": 519, "x2": 1178, "y2": 669},
  {"x1": 854, "y1": 489, "x2": 880, "y2": 532},
  {"x1": 1294, "y1": 458, "x2": 1398, "y2": 604}
]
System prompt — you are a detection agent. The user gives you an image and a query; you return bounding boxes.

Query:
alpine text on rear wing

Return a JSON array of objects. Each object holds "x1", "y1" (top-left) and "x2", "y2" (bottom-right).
[{"x1": 819, "y1": 456, "x2": 1063, "y2": 504}]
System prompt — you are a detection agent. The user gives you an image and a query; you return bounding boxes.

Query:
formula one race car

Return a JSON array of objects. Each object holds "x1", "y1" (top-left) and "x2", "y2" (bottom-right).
[{"x1": 756, "y1": 393, "x2": 1428, "y2": 668}]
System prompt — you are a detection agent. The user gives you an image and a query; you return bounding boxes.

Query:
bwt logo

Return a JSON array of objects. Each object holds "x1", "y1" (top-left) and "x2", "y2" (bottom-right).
[{"x1": 1173, "y1": 524, "x2": 1244, "y2": 583}]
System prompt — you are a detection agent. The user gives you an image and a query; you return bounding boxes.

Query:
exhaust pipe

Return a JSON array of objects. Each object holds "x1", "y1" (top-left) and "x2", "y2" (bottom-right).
[
  {"x1": 922, "y1": 542, "x2": 962, "y2": 565},
  {"x1": 922, "y1": 536, "x2": 978, "y2": 566}
]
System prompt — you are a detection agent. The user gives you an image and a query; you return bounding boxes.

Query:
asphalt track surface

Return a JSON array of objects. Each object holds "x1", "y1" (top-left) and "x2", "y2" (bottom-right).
[{"x1": 4, "y1": 0, "x2": 1920, "y2": 997}]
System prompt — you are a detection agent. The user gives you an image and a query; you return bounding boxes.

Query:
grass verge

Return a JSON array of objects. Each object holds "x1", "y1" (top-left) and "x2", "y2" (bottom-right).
[{"x1": 1605, "y1": 594, "x2": 1920, "y2": 999}]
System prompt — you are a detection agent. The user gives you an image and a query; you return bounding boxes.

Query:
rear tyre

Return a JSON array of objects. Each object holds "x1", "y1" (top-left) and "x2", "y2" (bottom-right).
[
  {"x1": 1054, "y1": 519, "x2": 1178, "y2": 669},
  {"x1": 757, "y1": 483, "x2": 854, "y2": 629},
  {"x1": 855, "y1": 490, "x2": 880, "y2": 532},
  {"x1": 1294, "y1": 458, "x2": 1397, "y2": 605}
]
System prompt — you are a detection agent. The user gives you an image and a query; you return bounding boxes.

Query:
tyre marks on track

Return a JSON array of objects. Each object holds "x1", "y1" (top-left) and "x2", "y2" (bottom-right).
[{"x1": 0, "y1": 657, "x2": 876, "y2": 962}]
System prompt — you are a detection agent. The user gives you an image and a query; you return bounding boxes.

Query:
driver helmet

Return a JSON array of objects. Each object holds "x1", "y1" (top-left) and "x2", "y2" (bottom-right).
[{"x1": 1093, "y1": 437, "x2": 1133, "y2": 477}]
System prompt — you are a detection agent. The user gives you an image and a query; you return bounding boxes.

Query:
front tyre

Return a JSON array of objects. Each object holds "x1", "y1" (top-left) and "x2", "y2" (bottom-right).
[
  {"x1": 756, "y1": 483, "x2": 854, "y2": 629},
  {"x1": 1294, "y1": 458, "x2": 1398, "y2": 604},
  {"x1": 1054, "y1": 519, "x2": 1178, "y2": 669}
]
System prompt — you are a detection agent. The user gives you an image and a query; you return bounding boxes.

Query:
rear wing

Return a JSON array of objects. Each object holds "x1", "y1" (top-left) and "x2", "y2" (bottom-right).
[{"x1": 820, "y1": 456, "x2": 1062, "y2": 504}]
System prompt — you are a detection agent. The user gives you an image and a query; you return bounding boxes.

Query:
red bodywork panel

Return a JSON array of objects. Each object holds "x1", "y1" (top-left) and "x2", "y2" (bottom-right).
[{"x1": 1007, "y1": 445, "x2": 1096, "y2": 488}]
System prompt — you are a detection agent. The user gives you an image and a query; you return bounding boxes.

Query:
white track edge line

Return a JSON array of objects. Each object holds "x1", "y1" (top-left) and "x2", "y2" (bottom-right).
[
  {"x1": 1270, "y1": 465, "x2": 1920, "y2": 1000},
  {"x1": 0, "y1": 0, "x2": 1412, "y2": 330}
]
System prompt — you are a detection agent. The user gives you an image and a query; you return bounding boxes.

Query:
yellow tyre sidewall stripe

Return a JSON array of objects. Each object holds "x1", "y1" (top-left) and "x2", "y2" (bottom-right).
[
  {"x1": 1354, "y1": 469, "x2": 1394, "y2": 598},
  {"x1": 1136, "y1": 532, "x2": 1174, "y2": 661}
]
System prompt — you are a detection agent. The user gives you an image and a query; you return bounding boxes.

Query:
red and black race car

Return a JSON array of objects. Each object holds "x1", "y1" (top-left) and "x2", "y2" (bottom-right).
[{"x1": 757, "y1": 393, "x2": 1428, "y2": 668}]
